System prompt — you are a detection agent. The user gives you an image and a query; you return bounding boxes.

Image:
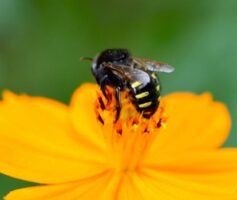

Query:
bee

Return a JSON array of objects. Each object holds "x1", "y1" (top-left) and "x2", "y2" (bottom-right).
[{"x1": 81, "y1": 49, "x2": 174, "y2": 122}]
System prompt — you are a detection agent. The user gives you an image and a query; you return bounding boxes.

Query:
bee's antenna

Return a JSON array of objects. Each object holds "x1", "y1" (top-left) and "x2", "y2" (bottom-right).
[{"x1": 80, "y1": 57, "x2": 93, "y2": 62}]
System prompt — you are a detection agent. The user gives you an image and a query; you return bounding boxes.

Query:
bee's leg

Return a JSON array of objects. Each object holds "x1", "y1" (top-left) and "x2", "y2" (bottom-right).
[
  {"x1": 99, "y1": 75, "x2": 110, "y2": 102},
  {"x1": 114, "y1": 87, "x2": 121, "y2": 122}
]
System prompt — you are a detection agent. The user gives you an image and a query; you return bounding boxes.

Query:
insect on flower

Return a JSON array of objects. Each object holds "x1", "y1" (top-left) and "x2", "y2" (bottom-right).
[
  {"x1": 81, "y1": 49, "x2": 175, "y2": 122},
  {"x1": 0, "y1": 84, "x2": 237, "y2": 199}
]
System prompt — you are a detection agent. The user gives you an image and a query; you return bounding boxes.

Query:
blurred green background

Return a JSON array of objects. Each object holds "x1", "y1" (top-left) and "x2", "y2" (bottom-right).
[{"x1": 0, "y1": 0, "x2": 237, "y2": 198}]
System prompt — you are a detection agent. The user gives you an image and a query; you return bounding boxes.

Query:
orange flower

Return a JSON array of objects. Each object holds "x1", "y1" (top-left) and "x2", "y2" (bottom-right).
[{"x1": 0, "y1": 83, "x2": 237, "y2": 200}]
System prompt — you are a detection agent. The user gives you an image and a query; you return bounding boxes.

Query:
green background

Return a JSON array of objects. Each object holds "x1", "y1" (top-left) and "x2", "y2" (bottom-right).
[{"x1": 0, "y1": 0, "x2": 237, "y2": 198}]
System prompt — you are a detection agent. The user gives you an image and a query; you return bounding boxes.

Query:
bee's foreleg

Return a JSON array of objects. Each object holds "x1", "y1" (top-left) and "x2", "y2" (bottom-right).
[
  {"x1": 99, "y1": 75, "x2": 111, "y2": 102},
  {"x1": 114, "y1": 86, "x2": 121, "y2": 122}
]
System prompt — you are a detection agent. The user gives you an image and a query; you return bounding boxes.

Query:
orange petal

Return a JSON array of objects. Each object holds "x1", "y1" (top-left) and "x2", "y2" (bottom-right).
[
  {"x1": 69, "y1": 84, "x2": 107, "y2": 152},
  {"x1": 0, "y1": 90, "x2": 107, "y2": 184},
  {"x1": 4, "y1": 171, "x2": 119, "y2": 200},
  {"x1": 133, "y1": 167, "x2": 237, "y2": 200},
  {"x1": 144, "y1": 149, "x2": 237, "y2": 188},
  {"x1": 145, "y1": 92, "x2": 231, "y2": 161}
]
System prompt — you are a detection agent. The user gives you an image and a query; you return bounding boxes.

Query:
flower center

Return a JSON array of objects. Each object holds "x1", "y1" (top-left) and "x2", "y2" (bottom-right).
[{"x1": 94, "y1": 87, "x2": 167, "y2": 172}]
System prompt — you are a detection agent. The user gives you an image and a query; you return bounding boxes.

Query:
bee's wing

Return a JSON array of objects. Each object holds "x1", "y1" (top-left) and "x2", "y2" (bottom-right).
[
  {"x1": 123, "y1": 67, "x2": 151, "y2": 85},
  {"x1": 133, "y1": 57, "x2": 175, "y2": 73},
  {"x1": 103, "y1": 63, "x2": 150, "y2": 85}
]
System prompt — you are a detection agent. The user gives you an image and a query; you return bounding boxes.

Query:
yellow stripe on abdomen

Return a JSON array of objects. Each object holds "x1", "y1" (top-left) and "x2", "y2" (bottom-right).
[
  {"x1": 135, "y1": 91, "x2": 149, "y2": 99},
  {"x1": 151, "y1": 73, "x2": 157, "y2": 79},
  {"x1": 156, "y1": 85, "x2": 160, "y2": 92},
  {"x1": 138, "y1": 101, "x2": 152, "y2": 108},
  {"x1": 131, "y1": 81, "x2": 142, "y2": 88}
]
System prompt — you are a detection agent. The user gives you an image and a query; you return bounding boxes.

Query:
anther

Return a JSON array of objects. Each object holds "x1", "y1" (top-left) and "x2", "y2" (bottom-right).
[
  {"x1": 115, "y1": 121, "x2": 123, "y2": 135},
  {"x1": 156, "y1": 118, "x2": 162, "y2": 128},
  {"x1": 97, "y1": 114, "x2": 104, "y2": 125},
  {"x1": 98, "y1": 96, "x2": 106, "y2": 110},
  {"x1": 116, "y1": 128, "x2": 122, "y2": 135},
  {"x1": 132, "y1": 117, "x2": 139, "y2": 126},
  {"x1": 143, "y1": 126, "x2": 150, "y2": 134}
]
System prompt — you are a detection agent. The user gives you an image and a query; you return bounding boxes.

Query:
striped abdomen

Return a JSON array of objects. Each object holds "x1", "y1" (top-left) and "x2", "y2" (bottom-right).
[{"x1": 128, "y1": 72, "x2": 161, "y2": 118}]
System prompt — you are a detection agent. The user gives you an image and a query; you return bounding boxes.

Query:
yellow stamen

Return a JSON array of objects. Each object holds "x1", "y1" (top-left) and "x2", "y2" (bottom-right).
[{"x1": 94, "y1": 88, "x2": 167, "y2": 172}]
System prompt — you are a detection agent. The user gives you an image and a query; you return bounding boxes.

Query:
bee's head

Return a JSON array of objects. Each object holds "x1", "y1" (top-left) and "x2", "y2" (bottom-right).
[
  {"x1": 91, "y1": 49, "x2": 131, "y2": 82},
  {"x1": 96, "y1": 49, "x2": 131, "y2": 66}
]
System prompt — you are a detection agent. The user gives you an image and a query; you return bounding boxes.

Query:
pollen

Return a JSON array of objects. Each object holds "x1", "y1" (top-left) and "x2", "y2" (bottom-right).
[{"x1": 94, "y1": 87, "x2": 167, "y2": 172}]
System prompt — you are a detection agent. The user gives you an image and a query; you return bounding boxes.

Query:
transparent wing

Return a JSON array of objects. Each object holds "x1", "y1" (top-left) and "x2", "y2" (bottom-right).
[
  {"x1": 133, "y1": 57, "x2": 175, "y2": 73},
  {"x1": 124, "y1": 67, "x2": 150, "y2": 85},
  {"x1": 103, "y1": 63, "x2": 150, "y2": 85}
]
